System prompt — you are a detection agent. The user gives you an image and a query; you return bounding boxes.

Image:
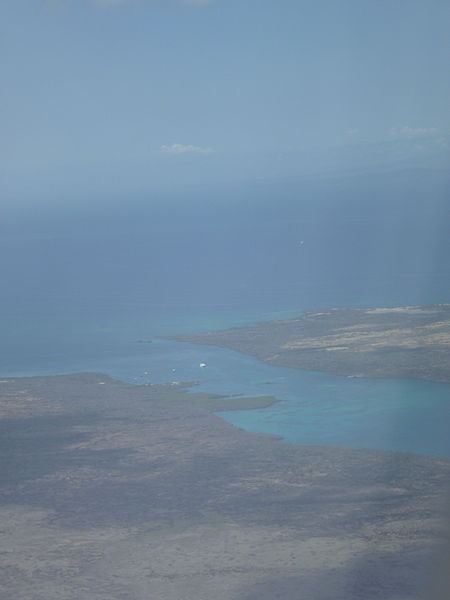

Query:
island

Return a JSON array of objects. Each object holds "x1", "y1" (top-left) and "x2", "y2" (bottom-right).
[
  {"x1": 169, "y1": 304, "x2": 450, "y2": 383},
  {"x1": 1, "y1": 372, "x2": 450, "y2": 599}
]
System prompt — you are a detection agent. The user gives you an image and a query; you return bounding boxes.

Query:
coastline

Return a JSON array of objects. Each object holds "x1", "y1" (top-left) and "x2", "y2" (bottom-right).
[
  {"x1": 168, "y1": 304, "x2": 450, "y2": 384},
  {"x1": 1, "y1": 371, "x2": 450, "y2": 599}
]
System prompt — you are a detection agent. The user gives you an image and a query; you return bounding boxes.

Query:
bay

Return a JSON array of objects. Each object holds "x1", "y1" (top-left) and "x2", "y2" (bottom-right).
[{"x1": 1, "y1": 172, "x2": 449, "y2": 456}]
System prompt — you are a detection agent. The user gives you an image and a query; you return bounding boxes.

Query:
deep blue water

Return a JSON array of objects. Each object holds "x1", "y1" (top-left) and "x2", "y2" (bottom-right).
[{"x1": 2, "y1": 172, "x2": 450, "y2": 456}]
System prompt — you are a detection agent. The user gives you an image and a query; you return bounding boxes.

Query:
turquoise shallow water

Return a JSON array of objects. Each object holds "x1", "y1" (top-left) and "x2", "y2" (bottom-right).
[
  {"x1": 2, "y1": 174, "x2": 449, "y2": 457},
  {"x1": 215, "y1": 364, "x2": 450, "y2": 458},
  {"x1": 2, "y1": 308, "x2": 449, "y2": 458},
  {"x1": 155, "y1": 340, "x2": 450, "y2": 459}
]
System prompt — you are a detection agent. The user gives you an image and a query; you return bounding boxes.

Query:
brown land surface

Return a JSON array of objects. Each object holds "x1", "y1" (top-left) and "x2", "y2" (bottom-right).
[
  {"x1": 1, "y1": 373, "x2": 450, "y2": 599},
  {"x1": 170, "y1": 305, "x2": 450, "y2": 383}
]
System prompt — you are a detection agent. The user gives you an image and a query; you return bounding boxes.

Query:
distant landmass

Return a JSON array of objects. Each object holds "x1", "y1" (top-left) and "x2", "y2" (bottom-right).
[{"x1": 170, "y1": 305, "x2": 450, "y2": 383}]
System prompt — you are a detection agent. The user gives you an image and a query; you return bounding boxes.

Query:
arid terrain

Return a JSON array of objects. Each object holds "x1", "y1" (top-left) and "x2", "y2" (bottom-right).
[
  {"x1": 1, "y1": 371, "x2": 449, "y2": 599},
  {"x1": 171, "y1": 305, "x2": 450, "y2": 383}
]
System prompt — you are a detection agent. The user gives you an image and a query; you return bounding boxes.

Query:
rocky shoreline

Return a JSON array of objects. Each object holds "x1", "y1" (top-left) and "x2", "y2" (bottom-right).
[{"x1": 169, "y1": 305, "x2": 450, "y2": 383}]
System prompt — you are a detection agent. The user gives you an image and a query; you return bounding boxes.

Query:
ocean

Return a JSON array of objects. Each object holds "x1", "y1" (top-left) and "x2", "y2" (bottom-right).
[{"x1": 2, "y1": 171, "x2": 450, "y2": 456}]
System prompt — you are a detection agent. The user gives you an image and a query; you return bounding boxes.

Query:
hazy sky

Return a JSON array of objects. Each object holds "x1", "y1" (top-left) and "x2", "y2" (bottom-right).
[{"x1": 2, "y1": 0, "x2": 449, "y2": 203}]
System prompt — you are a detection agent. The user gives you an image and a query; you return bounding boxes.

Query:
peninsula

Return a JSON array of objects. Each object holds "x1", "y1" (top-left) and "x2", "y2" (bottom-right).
[{"x1": 170, "y1": 304, "x2": 450, "y2": 383}]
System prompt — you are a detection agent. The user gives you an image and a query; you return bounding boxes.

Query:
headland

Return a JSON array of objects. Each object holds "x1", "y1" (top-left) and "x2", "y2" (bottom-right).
[{"x1": 170, "y1": 304, "x2": 450, "y2": 383}]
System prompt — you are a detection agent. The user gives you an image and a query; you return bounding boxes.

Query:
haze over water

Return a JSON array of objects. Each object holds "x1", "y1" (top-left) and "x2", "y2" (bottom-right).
[{"x1": 2, "y1": 171, "x2": 450, "y2": 457}]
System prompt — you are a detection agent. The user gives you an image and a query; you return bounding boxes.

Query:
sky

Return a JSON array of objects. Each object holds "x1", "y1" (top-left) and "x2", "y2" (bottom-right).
[{"x1": 1, "y1": 0, "x2": 449, "y2": 205}]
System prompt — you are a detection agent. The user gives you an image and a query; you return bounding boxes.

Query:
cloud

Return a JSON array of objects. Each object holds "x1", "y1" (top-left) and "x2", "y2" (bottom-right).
[
  {"x1": 90, "y1": 0, "x2": 129, "y2": 5},
  {"x1": 160, "y1": 143, "x2": 214, "y2": 155},
  {"x1": 346, "y1": 128, "x2": 359, "y2": 137},
  {"x1": 389, "y1": 125, "x2": 438, "y2": 138},
  {"x1": 180, "y1": 0, "x2": 215, "y2": 5},
  {"x1": 89, "y1": 0, "x2": 215, "y2": 6}
]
